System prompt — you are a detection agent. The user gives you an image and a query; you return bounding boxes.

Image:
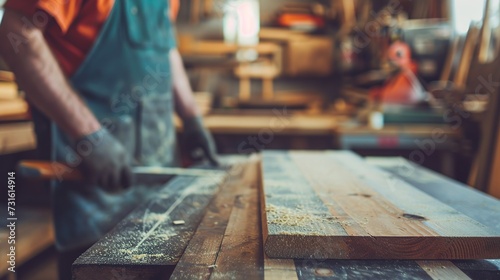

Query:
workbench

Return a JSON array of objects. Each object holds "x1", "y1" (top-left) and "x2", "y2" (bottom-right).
[
  {"x1": 73, "y1": 155, "x2": 500, "y2": 279},
  {"x1": 176, "y1": 112, "x2": 462, "y2": 176},
  {"x1": 336, "y1": 123, "x2": 461, "y2": 177}
]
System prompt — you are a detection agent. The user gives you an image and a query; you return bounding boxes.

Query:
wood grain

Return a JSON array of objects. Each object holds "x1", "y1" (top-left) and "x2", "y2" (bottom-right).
[
  {"x1": 261, "y1": 151, "x2": 500, "y2": 260},
  {"x1": 171, "y1": 157, "x2": 263, "y2": 280},
  {"x1": 72, "y1": 172, "x2": 226, "y2": 280},
  {"x1": 417, "y1": 261, "x2": 471, "y2": 280}
]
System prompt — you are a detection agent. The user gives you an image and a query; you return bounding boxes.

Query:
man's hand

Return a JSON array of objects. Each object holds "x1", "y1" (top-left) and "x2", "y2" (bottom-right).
[
  {"x1": 74, "y1": 129, "x2": 133, "y2": 192},
  {"x1": 183, "y1": 116, "x2": 219, "y2": 166}
]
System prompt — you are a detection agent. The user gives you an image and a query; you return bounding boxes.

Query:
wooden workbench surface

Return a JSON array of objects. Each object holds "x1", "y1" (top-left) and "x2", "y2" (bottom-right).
[
  {"x1": 337, "y1": 123, "x2": 460, "y2": 137},
  {"x1": 177, "y1": 112, "x2": 461, "y2": 139},
  {"x1": 175, "y1": 113, "x2": 340, "y2": 135},
  {"x1": 73, "y1": 155, "x2": 500, "y2": 279}
]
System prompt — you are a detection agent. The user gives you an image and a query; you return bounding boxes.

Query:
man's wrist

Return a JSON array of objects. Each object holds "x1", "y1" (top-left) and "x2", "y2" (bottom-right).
[{"x1": 183, "y1": 115, "x2": 204, "y2": 133}]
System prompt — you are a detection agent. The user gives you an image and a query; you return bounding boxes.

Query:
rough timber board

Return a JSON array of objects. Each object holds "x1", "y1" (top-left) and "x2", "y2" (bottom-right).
[
  {"x1": 72, "y1": 172, "x2": 226, "y2": 280},
  {"x1": 170, "y1": 156, "x2": 263, "y2": 280},
  {"x1": 261, "y1": 150, "x2": 500, "y2": 260}
]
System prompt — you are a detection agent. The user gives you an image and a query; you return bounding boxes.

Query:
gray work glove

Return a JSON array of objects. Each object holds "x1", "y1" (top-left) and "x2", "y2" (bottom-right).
[
  {"x1": 183, "y1": 116, "x2": 219, "y2": 166},
  {"x1": 73, "y1": 128, "x2": 133, "y2": 192}
]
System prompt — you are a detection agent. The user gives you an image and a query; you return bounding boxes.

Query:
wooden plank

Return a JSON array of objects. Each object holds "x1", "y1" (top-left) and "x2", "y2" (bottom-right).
[
  {"x1": 199, "y1": 114, "x2": 338, "y2": 135},
  {"x1": 73, "y1": 172, "x2": 227, "y2": 280},
  {"x1": 366, "y1": 157, "x2": 500, "y2": 233},
  {"x1": 264, "y1": 257, "x2": 297, "y2": 280},
  {"x1": 261, "y1": 151, "x2": 500, "y2": 260},
  {"x1": 0, "y1": 82, "x2": 18, "y2": 100},
  {"x1": 0, "y1": 98, "x2": 29, "y2": 117},
  {"x1": 210, "y1": 186, "x2": 262, "y2": 279},
  {"x1": 454, "y1": 24, "x2": 480, "y2": 88},
  {"x1": 0, "y1": 122, "x2": 36, "y2": 155},
  {"x1": 171, "y1": 156, "x2": 263, "y2": 279},
  {"x1": 417, "y1": 261, "x2": 471, "y2": 280},
  {"x1": 293, "y1": 258, "x2": 479, "y2": 280},
  {"x1": 478, "y1": 0, "x2": 492, "y2": 63}
]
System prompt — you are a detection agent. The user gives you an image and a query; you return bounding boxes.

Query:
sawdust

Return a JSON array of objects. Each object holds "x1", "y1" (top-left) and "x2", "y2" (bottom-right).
[
  {"x1": 266, "y1": 204, "x2": 331, "y2": 227},
  {"x1": 118, "y1": 249, "x2": 166, "y2": 261},
  {"x1": 143, "y1": 213, "x2": 169, "y2": 222},
  {"x1": 130, "y1": 253, "x2": 165, "y2": 261}
]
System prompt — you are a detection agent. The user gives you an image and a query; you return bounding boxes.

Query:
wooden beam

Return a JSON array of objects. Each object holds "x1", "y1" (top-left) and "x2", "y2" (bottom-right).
[
  {"x1": 440, "y1": 37, "x2": 460, "y2": 82},
  {"x1": 478, "y1": 0, "x2": 492, "y2": 63},
  {"x1": 261, "y1": 151, "x2": 500, "y2": 260},
  {"x1": 454, "y1": 25, "x2": 480, "y2": 88}
]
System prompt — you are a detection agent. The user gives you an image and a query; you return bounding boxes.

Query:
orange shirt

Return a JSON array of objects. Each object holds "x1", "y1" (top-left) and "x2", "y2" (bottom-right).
[{"x1": 4, "y1": 0, "x2": 180, "y2": 76}]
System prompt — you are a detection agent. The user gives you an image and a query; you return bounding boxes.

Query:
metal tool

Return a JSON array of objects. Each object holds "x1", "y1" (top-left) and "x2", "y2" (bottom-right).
[{"x1": 18, "y1": 160, "x2": 223, "y2": 181}]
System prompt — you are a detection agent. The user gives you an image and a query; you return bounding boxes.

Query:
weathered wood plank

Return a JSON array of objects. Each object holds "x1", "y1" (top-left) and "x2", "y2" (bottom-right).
[
  {"x1": 261, "y1": 151, "x2": 500, "y2": 260},
  {"x1": 365, "y1": 157, "x2": 500, "y2": 234},
  {"x1": 170, "y1": 162, "x2": 253, "y2": 279},
  {"x1": 210, "y1": 187, "x2": 263, "y2": 279},
  {"x1": 73, "y1": 172, "x2": 226, "y2": 280},
  {"x1": 170, "y1": 156, "x2": 263, "y2": 280},
  {"x1": 264, "y1": 257, "x2": 297, "y2": 280},
  {"x1": 417, "y1": 261, "x2": 471, "y2": 280}
]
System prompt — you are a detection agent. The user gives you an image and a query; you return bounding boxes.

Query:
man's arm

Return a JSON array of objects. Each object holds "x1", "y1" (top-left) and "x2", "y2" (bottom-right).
[
  {"x1": 170, "y1": 48, "x2": 199, "y2": 119},
  {"x1": 0, "y1": 9, "x2": 132, "y2": 191},
  {"x1": 0, "y1": 9, "x2": 101, "y2": 139},
  {"x1": 170, "y1": 48, "x2": 219, "y2": 165}
]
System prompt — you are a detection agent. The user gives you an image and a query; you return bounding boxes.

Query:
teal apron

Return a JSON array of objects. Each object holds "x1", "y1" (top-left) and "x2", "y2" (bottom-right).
[{"x1": 48, "y1": 0, "x2": 178, "y2": 251}]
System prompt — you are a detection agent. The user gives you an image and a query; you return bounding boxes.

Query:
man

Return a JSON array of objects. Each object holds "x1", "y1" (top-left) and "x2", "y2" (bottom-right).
[{"x1": 0, "y1": 0, "x2": 218, "y2": 278}]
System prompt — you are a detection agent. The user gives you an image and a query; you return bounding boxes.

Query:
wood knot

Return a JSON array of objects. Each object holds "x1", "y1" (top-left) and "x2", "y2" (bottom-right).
[
  {"x1": 402, "y1": 213, "x2": 427, "y2": 221},
  {"x1": 314, "y1": 268, "x2": 334, "y2": 277},
  {"x1": 349, "y1": 193, "x2": 372, "y2": 198}
]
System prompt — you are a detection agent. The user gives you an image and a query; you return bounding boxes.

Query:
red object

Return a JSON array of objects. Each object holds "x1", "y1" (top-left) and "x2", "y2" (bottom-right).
[
  {"x1": 277, "y1": 13, "x2": 325, "y2": 29},
  {"x1": 377, "y1": 136, "x2": 400, "y2": 148},
  {"x1": 387, "y1": 41, "x2": 417, "y2": 72},
  {"x1": 370, "y1": 41, "x2": 426, "y2": 105}
]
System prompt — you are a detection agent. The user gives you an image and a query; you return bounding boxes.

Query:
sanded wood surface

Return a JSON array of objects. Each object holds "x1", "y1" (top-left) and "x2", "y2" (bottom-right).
[
  {"x1": 72, "y1": 172, "x2": 227, "y2": 280},
  {"x1": 261, "y1": 151, "x2": 500, "y2": 260}
]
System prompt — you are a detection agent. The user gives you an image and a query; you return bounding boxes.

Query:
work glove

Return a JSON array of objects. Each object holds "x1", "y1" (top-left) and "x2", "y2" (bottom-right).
[
  {"x1": 183, "y1": 116, "x2": 219, "y2": 166},
  {"x1": 73, "y1": 128, "x2": 133, "y2": 193}
]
